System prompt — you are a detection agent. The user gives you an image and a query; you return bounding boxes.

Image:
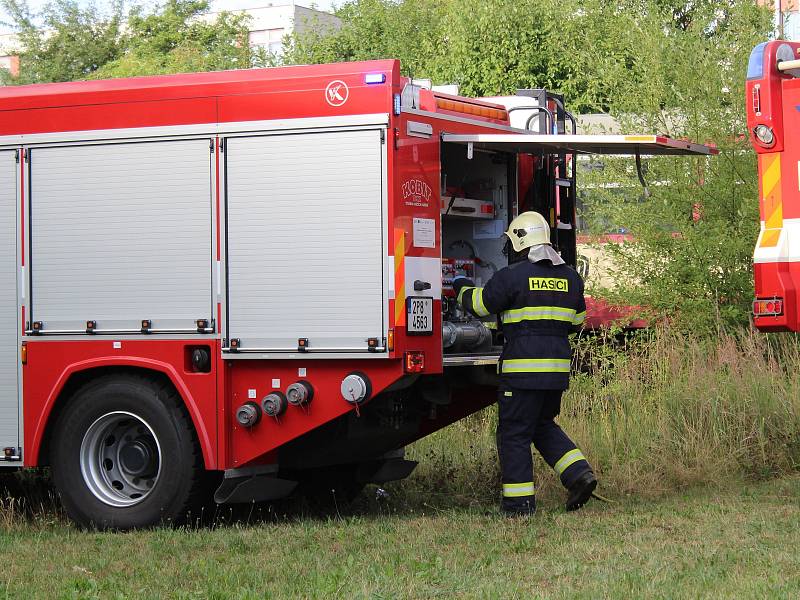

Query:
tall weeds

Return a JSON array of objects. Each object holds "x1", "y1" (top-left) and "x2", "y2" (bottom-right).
[{"x1": 406, "y1": 328, "x2": 800, "y2": 503}]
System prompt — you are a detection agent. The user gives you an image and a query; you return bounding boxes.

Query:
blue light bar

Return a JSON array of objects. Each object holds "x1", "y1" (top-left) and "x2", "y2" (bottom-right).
[{"x1": 365, "y1": 73, "x2": 386, "y2": 84}]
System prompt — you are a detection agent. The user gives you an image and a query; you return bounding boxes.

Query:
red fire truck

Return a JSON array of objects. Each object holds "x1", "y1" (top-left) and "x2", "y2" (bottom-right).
[
  {"x1": 746, "y1": 40, "x2": 800, "y2": 330},
  {"x1": 0, "y1": 60, "x2": 713, "y2": 528}
]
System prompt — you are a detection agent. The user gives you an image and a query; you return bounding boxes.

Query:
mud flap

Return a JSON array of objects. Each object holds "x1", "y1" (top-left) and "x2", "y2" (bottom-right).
[{"x1": 356, "y1": 458, "x2": 418, "y2": 484}]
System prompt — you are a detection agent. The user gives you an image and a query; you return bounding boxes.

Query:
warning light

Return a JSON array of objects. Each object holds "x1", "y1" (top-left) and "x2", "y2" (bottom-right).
[
  {"x1": 387, "y1": 329, "x2": 395, "y2": 352},
  {"x1": 404, "y1": 351, "x2": 425, "y2": 373},
  {"x1": 365, "y1": 73, "x2": 386, "y2": 84},
  {"x1": 20, "y1": 342, "x2": 27, "y2": 365},
  {"x1": 435, "y1": 97, "x2": 508, "y2": 121}
]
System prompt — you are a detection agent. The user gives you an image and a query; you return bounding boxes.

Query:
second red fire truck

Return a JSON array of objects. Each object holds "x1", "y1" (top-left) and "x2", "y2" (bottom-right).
[
  {"x1": 0, "y1": 60, "x2": 713, "y2": 528},
  {"x1": 747, "y1": 40, "x2": 800, "y2": 331}
]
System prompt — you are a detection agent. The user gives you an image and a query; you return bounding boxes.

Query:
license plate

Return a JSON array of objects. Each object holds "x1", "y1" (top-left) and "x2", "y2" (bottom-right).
[{"x1": 406, "y1": 297, "x2": 433, "y2": 335}]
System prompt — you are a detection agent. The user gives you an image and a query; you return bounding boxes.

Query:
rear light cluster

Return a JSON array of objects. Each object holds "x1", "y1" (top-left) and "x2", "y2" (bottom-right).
[
  {"x1": 404, "y1": 351, "x2": 425, "y2": 373},
  {"x1": 753, "y1": 298, "x2": 783, "y2": 316}
]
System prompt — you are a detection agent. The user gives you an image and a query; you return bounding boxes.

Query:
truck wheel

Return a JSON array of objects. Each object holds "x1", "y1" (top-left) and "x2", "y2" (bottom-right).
[{"x1": 51, "y1": 374, "x2": 207, "y2": 529}]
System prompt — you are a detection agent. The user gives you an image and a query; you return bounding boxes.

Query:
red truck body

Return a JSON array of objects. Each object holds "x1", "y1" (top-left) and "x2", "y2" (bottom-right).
[{"x1": 0, "y1": 60, "x2": 712, "y2": 526}]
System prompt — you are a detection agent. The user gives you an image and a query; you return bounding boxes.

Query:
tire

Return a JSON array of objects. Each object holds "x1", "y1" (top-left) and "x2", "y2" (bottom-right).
[{"x1": 51, "y1": 374, "x2": 208, "y2": 530}]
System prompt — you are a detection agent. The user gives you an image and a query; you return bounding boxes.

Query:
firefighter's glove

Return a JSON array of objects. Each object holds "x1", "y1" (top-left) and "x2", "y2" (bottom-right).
[{"x1": 452, "y1": 276, "x2": 475, "y2": 295}]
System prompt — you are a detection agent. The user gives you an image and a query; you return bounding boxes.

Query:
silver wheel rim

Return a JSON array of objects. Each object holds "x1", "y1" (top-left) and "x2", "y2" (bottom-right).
[{"x1": 79, "y1": 411, "x2": 162, "y2": 508}]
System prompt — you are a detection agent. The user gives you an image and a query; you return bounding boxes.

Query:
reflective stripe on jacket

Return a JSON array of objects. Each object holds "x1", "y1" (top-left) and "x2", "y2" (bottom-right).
[{"x1": 458, "y1": 259, "x2": 587, "y2": 390}]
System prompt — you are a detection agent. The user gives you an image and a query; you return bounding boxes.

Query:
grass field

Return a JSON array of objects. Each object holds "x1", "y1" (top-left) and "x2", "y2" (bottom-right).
[
  {"x1": 2, "y1": 329, "x2": 800, "y2": 598},
  {"x1": 0, "y1": 475, "x2": 799, "y2": 598}
]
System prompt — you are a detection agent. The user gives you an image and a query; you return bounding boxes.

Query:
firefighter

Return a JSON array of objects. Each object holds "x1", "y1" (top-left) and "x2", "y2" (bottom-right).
[{"x1": 452, "y1": 211, "x2": 597, "y2": 516}]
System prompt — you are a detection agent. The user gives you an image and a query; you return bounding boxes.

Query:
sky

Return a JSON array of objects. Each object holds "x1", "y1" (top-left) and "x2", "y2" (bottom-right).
[{"x1": 0, "y1": 0, "x2": 340, "y2": 34}]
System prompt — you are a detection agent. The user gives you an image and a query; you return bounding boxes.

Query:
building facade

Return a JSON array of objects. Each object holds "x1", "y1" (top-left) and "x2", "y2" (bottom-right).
[{"x1": 204, "y1": 2, "x2": 339, "y2": 56}]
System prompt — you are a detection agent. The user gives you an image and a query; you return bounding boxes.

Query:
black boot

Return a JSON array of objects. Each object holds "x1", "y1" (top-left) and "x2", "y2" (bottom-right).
[
  {"x1": 502, "y1": 498, "x2": 536, "y2": 518},
  {"x1": 566, "y1": 472, "x2": 597, "y2": 511}
]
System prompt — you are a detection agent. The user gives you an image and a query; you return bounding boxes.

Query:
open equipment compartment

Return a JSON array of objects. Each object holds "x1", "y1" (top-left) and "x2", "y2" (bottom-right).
[{"x1": 439, "y1": 142, "x2": 516, "y2": 360}]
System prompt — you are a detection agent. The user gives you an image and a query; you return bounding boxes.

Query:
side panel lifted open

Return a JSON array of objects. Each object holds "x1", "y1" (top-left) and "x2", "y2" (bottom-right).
[{"x1": 441, "y1": 133, "x2": 718, "y2": 157}]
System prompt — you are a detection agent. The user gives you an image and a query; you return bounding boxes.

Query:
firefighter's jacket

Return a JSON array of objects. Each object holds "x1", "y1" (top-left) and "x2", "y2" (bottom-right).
[{"x1": 456, "y1": 260, "x2": 586, "y2": 390}]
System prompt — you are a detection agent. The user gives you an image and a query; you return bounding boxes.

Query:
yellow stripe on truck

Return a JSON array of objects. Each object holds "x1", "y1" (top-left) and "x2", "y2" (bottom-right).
[
  {"x1": 759, "y1": 153, "x2": 783, "y2": 248},
  {"x1": 394, "y1": 229, "x2": 406, "y2": 326}
]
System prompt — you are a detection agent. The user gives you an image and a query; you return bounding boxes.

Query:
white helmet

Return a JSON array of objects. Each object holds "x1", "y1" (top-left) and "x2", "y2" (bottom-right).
[{"x1": 504, "y1": 211, "x2": 551, "y2": 253}]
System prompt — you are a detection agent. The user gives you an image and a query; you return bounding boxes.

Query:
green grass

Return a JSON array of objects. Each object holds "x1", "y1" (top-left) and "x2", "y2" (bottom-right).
[
  {"x1": 0, "y1": 476, "x2": 799, "y2": 598},
  {"x1": 3, "y1": 329, "x2": 800, "y2": 598}
]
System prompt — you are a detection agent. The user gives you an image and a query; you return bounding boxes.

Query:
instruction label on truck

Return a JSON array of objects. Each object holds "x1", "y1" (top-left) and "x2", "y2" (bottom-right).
[{"x1": 413, "y1": 218, "x2": 436, "y2": 248}]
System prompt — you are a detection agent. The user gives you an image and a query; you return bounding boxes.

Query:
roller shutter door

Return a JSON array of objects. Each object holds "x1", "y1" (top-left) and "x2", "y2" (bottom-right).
[
  {"x1": 0, "y1": 151, "x2": 19, "y2": 449},
  {"x1": 28, "y1": 140, "x2": 213, "y2": 333},
  {"x1": 225, "y1": 129, "x2": 386, "y2": 352}
]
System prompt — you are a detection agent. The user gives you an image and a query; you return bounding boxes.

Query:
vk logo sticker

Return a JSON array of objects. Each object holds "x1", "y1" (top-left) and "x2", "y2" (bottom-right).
[{"x1": 325, "y1": 80, "x2": 349, "y2": 107}]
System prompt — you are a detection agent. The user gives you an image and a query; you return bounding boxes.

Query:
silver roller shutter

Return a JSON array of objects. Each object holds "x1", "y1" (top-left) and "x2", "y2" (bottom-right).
[
  {"x1": 0, "y1": 151, "x2": 19, "y2": 449},
  {"x1": 225, "y1": 129, "x2": 386, "y2": 353},
  {"x1": 29, "y1": 140, "x2": 213, "y2": 333}
]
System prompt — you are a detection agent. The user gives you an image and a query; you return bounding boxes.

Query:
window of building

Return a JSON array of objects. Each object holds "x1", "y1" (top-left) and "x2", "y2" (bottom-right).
[{"x1": 249, "y1": 28, "x2": 285, "y2": 55}]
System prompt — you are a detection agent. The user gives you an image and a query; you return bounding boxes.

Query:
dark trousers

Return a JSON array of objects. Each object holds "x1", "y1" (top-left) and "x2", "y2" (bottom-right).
[{"x1": 497, "y1": 386, "x2": 592, "y2": 511}]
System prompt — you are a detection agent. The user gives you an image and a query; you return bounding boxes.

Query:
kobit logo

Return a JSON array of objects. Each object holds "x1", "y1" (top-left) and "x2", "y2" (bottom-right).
[
  {"x1": 402, "y1": 179, "x2": 432, "y2": 207},
  {"x1": 325, "y1": 80, "x2": 349, "y2": 107}
]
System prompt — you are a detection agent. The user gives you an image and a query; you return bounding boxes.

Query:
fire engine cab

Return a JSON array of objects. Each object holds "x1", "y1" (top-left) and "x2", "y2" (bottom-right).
[{"x1": 0, "y1": 60, "x2": 713, "y2": 527}]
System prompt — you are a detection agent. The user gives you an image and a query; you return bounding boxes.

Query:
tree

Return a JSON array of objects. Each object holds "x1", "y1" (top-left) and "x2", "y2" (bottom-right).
[
  {"x1": 284, "y1": 0, "x2": 649, "y2": 113},
  {"x1": 286, "y1": 0, "x2": 773, "y2": 332},
  {"x1": 94, "y1": 0, "x2": 254, "y2": 78},
  {"x1": 0, "y1": 0, "x2": 124, "y2": 84},
  {"x1": 580, "y1": 1, "x2": 772, "y2": 334},
  {"x1": 0, "y1": 0, "x2": 257, "y2": 84}
]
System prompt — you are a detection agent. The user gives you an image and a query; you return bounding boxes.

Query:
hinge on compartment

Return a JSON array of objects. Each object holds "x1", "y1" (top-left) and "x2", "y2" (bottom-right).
[
  {"x1": 14, "y1": 149, "x2": 19, "y2": 163},
  {"x1": 380, "y1": 130, "x2": 386, "y2": 144}
]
